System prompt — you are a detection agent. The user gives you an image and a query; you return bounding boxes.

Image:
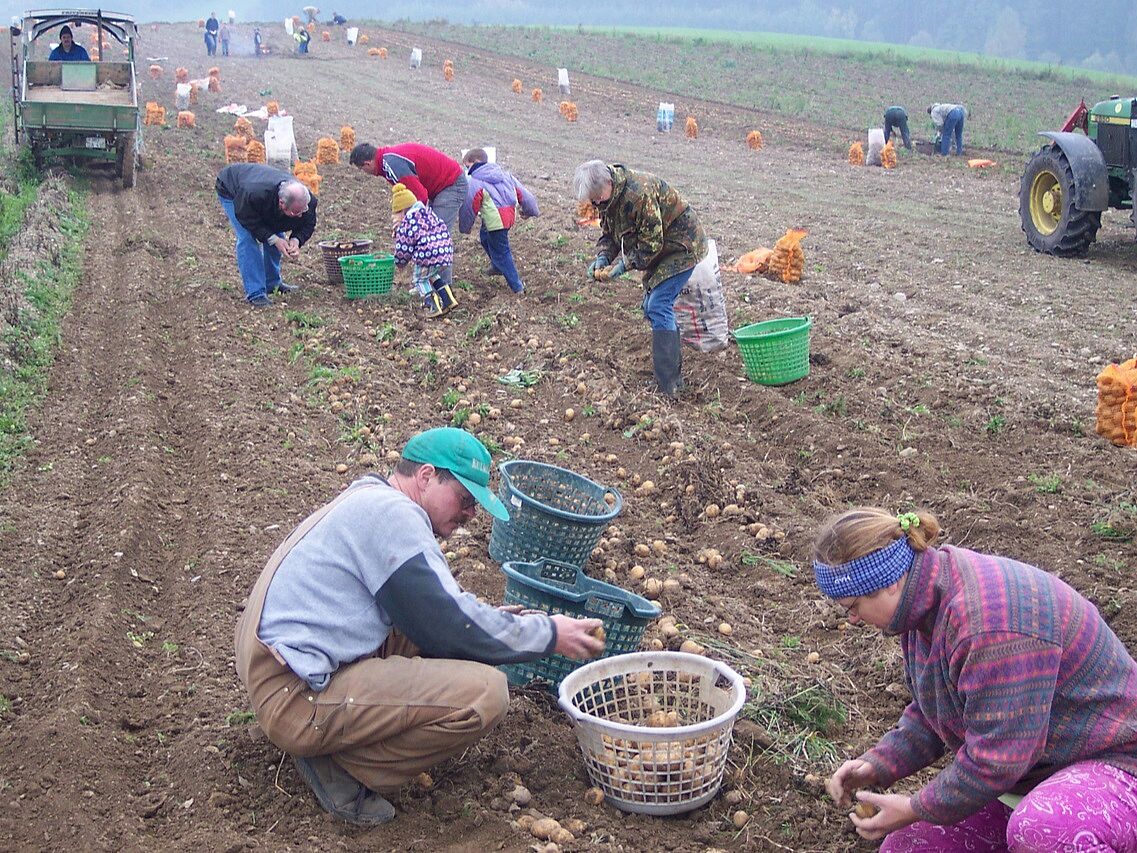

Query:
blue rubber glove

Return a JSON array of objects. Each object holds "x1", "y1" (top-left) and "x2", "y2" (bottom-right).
[{"x1": 587, "y1": 254, "x2": 610, "y2": 279}]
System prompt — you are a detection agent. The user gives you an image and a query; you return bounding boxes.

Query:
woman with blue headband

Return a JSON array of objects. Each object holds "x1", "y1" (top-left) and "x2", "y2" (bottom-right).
[{"x1": 813, "y1": 507, "x2": 1137, "y2": 852}]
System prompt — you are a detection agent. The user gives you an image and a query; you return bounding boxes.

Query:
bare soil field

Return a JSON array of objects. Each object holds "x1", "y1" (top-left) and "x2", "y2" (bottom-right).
[{"x1": 0, "y1": 22, "x2": 1134, "y2": 853}]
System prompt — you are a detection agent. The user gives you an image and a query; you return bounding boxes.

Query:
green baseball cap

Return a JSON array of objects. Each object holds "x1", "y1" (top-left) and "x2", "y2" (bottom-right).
[{"x1": 402, "y1": 427, "x2": 510, "y2": 521}]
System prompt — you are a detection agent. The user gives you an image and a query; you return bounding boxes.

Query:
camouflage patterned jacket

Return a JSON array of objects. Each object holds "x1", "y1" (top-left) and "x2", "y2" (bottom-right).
[{"x1": 595, "y1": 165, "x2": 707, "y2": 291}]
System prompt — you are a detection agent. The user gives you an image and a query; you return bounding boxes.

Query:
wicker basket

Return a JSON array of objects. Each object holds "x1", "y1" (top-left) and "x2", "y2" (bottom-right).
[
  {"x1": 488, "y1": 460, "x2": 622, "y2": 570},
  {"x1": 733, "y1": 316, "x2": 812, "y2": 385},
  {"x1": 318, "y1": 239, "x2": 373, "y2": 285},
  {"x1": 499, "y1": 559, "x2": 660, "y2": 691},
  {"x1": 558, "y1": 652, "x2": 746, "y2": 815}
]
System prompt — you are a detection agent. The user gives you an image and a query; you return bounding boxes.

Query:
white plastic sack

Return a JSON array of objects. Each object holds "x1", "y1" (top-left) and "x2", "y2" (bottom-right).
[
  {"x1": 675, "y1": 239, "x2": 729, "y2": 352},
  {"x1": 228, "y1": 10, "x2": 236, "y2": 23},
  {"x1": 175, "y1": 82, "x2": 191, "y2": 110},
  {"x1": 866, "y1": 127, "x2": 885, "y2": 166},
  {"x1": 264, "y1": 115, "x2": 297, "y2": 165},
  {"x1": 557, "y1": 67, "x2": 570, "y2": 95},
  {"x1": 657, "y1": 102, "x2": 674, "y2": 132},
  {"x1": 346, "y1": 26, "x2": 359, "y2": 45},
  {"x1": 409, "y1": 47, "x2": 422, "y2": 68},
  {"x1": 284, "y1": 17, "x2": 294, "y2": 36}
]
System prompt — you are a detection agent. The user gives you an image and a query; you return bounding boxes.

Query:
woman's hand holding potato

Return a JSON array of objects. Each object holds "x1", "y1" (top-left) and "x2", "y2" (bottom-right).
[
  {"x1": 550, "y1": 615, "x2": 606, "y2": 659},
  {"x1": 849, "y1": 792, "x2": 918, "y2": 841},
  {"x1": 826, "y1": 759, "x2": 878, "y2": 807}
]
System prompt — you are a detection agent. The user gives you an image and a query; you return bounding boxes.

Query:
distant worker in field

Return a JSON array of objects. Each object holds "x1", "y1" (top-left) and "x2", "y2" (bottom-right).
[
  {"x1": 48, "y1": 26, "x2": 90, "y2": 61},
  {"x1": 391, "y1": 182, "x2": 457, "y2": 318},
  {"x1": 302, "y1": 5, "x2": 320, "y2": 24},
  {"x1": 928, "y1": 103, "x2": 968, "y2": 156},
  {"x1": 350, "y1": 141, "x2": 468, "y2": 292},
  {"x1": 219, "y1": 21, "x2": 231, "y2": 56},
  {"x1": 883, "y1": 106, "x2": 912, "y2": 150},
  {"x1": 234, "y1": 427, "x2": 604, "y2": 825},
  {"x1": 295, "y1": 25, "x2": 310, "y2": 54},
  {"x1": 331, "y1": 11, "x2": 347, "y2": 25},
  {"x1": 204, "y1": 11, "x2": 220, "y2": 56},
  {"x1": 215, "y1": 163, "x2": 318, "y2": 308},
  {"x1": 573, "y1": 160, "x2": 707, "y2": 399},
  {"x1": 253, "y1": 27, "x2": 262, "y2": 57},
  {"x1": 459, "y1": 148, "x2": 540, "y2": 295},
  {"x1": 815, "y1": 507, "x2": 1137, "y2": 851}
]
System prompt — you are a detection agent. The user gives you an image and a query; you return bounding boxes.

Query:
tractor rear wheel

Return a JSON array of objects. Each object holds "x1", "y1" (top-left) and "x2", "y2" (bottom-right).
[
  {"x1": 1019, "y1": 145, "x2": 1100, "y2": 256},
  {"x1": 118, "y1": 132, "x2": 137, "y2": 188}
]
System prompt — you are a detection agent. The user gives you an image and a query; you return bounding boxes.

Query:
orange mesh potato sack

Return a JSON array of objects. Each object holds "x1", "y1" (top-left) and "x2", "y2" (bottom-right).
[
  {"x1": 233, "y1": 116, "x2": 254, "y2": 141},
  {"x1": 685, "y1": 116, "x2": 698, "y2": 138},
  {"x1": 511, "y1": 79, "x2": 523, "y2": 94},
  {"x1": 208, "y1": 74, "x2": 221, "y2": 93},
  {"x1": 148, "y1": 64, "x2": 163, "y2": 80},
  {"x1": 378, "y1": 47, "x2": 388, "y2": 59},
  {"x1": 224, "y1": 135, "x2": 248, "y2": 164},
  {"x1": 340, "y1": 126, "x2": 356, "y2": 151},
  {"x1": 368, "y1": 47, "x2": 380, "y2": 56},
  {"x1": 176, "y1": 110, "x2": 195, "y2": 128},
  {"x1": 1095, "y1": 358, "x2": 1137, "y2": 447},
  {"x1": 245, "y1": 140, "x2": 266, "y2": 164},
  {"x1": 746, "y1": 130, "x2": 763, "y2": 151},
  {"x1": 208, "y1": 66, "x2": 220, "y2": 79},
  {"x1": 881, "y1": 140, "x2": 897, "y2": 169},
  {"x1": 767, "y1": 228, "x2": 808, "y2": 283},
  {"x1": 358, "y1": 34, "x2": 369, "y2": 44},
  {"x1": 175, "y1": 67, "x2": 189, "y2": 84},
  {"x1": 315, "y1": 138, "x2": 340, "y2": 165},
  {"x1": 266, "y1": 101, "x2": 280, "y2": 117},
  {"x1": 321, "y1": 31, "x2": 330, "y2": 42},
  {"x1": 532, "y1": 88, "x2": 543, "y2": 103},
  {"x1": 189, "y1": 84, "x2": 200, "y2": 105},
  {"x1": 848, "y1": 141, "x2": 865, "y2": 165}
]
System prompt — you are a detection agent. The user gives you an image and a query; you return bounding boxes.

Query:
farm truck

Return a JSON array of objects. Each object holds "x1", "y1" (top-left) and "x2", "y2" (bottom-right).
[{"x1": 8, "y1": 9, "x2": 141, "y2": 187}]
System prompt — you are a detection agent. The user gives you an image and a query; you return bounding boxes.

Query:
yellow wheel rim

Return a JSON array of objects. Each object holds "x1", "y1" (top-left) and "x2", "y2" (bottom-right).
[{"x1": 1029, "y1": 170, "x2": 1063, "y2": 236}]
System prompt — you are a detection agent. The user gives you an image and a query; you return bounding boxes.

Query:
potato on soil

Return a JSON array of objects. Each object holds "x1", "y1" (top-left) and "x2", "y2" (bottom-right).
[
  {"x1": 530, "y1": 816, "x2": 562, "y2": 840},
  {"x1": 584, "y1": 787, "x2": 605, "y2": 805},
  {"x1": 854, "y1": 801, "x2": 879, "y2": 819}
]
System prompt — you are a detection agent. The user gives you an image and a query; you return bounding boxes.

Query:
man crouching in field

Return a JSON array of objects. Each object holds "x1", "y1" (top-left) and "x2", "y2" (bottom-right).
[{"x1": 234, "y1": 427, "x2": 604, "y2": 825}]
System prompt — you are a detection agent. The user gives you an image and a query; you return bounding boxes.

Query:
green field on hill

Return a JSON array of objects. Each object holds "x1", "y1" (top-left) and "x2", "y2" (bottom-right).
[{"x1": 390, "y1": 21, "x2": 1137, "y2": 153}]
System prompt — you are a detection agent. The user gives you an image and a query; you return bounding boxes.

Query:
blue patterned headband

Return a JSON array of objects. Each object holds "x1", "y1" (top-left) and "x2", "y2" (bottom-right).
[{"x1": 813, "y1": 537, "x2": 915, "y2": 599}]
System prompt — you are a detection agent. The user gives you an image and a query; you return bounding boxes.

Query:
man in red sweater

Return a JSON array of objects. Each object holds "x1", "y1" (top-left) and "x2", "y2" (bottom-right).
[{"x1": 350, "y1": 142, "x2": 467, "y2": 289}]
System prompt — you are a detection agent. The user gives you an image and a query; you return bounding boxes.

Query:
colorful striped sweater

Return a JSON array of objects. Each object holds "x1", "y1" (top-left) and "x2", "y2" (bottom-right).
[
  {"x1": 392, "y1": 201, "x2": 453, "y2": 270},
  {"x1": 862, "y1": 544, "x2": 1137, "y2": 825}
]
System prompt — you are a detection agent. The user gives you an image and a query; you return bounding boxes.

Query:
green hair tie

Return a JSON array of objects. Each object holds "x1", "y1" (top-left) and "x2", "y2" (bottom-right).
[{"x1": 897, "y1": 512, "x2": 921, "y2": 532}]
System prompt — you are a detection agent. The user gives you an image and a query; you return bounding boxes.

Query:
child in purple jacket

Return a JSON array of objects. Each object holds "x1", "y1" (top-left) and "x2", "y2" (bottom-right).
[
  {"x1": 459, "y1": 149, "x2": 539, "y2": 294},
  {"x1": 813, "y1": 507, "x2": 1137, "y2": 853},
  {"x1": 390, "y1": 182, "x2": 455, "y2": 318}
]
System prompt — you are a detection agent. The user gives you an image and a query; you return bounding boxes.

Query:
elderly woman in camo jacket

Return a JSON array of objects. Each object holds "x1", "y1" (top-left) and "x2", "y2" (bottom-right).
[{"x1": 572, "y1": 160, "x2": 706, "y2": 399}]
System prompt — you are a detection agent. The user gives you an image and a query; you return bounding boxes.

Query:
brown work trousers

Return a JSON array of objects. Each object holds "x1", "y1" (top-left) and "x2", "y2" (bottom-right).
[{"x1": 234, "y1": 485, "x2": 510, "y2": 792}]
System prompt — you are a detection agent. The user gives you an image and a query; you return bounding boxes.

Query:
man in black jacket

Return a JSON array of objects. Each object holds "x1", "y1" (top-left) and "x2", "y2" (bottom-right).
[{"x1": 216, "y1": 164, "x2": 318, "y2": 307}]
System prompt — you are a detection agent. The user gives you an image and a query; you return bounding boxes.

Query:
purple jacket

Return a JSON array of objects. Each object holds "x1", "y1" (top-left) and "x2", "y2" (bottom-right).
[
  {"x1": 392, "y1": 201, "x2": 453, "y2": 269},
  {"x1": 862, "y1": 545, "x2": 1137, "y2": 825},
  {"x1": 458, "y1": 162, "x2": 539, "y2": 234}
]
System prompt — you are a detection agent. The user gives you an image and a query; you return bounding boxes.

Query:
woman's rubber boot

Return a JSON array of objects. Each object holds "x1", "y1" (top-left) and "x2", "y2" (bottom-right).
[
  {"x1": 423, "y1": 283, "x2": 457, "y2": 318},
  {"x1": 652, "y1": 328, "x2": 683, "y2": 398}
]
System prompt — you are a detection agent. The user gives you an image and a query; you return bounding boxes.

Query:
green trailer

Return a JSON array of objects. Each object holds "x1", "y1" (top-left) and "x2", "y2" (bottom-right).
[{"x1": 9, "y1": 9, "x2": 141, "y2": 187}]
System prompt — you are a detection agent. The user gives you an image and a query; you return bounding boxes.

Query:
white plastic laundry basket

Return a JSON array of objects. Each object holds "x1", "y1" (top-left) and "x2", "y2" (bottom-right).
[{"x1": 557, "y1": 651, "x2": 746, "y2": 815}]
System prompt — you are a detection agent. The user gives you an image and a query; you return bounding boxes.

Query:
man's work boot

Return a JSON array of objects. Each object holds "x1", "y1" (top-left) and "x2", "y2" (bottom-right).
[
  {"x1": 293, "y1": 755, "x2": 396, "y2": 826},
  {"x1": 651, "y1": 328, "x2": 684, "y2": 399}
]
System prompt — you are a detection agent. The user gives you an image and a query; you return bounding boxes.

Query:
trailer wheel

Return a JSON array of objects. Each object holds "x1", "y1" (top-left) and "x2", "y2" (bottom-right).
[{"x1": 118, "y1": 132, "x2": 137, "y2": 188}]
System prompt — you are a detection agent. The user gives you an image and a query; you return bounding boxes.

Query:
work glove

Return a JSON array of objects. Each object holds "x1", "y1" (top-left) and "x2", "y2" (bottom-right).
[
  {"x1": 587, "y1": 254, "x2": 609, "y2": 279},
  {"x1": 594, "y1": 258, "x2": 626, "y2": 282}
]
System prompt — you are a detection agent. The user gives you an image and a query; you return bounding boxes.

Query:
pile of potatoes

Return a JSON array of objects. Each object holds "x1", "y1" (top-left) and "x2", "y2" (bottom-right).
[{"x1": 515, "y1": 813, "x2": 587, "y2": 846}]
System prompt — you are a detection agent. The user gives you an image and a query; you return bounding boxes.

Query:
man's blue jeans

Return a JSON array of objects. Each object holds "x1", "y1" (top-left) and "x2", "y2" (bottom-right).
[
  {"x1": 219, "y1": 196, "x2": 283, "y2": 301},
  {"x1": 940, "y1": 107, "x2": 965, "y2": 155},
  {"x1": 642, "y1": 267, "x2": 695, "y2": 331},
  {"x1": 479, "y1": 226, "x2": 523, "y2": 293}
]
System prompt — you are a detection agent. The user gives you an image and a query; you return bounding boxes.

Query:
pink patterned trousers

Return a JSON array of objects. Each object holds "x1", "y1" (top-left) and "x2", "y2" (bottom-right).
[{"x1": 879, "y1": 761, "x2": 1137, "y2": 852}]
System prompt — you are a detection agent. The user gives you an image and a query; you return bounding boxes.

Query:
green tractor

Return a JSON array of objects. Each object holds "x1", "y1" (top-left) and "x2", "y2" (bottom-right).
[{"x1": 1019, "y1": 96, "x2": 1137, "y2": 256}]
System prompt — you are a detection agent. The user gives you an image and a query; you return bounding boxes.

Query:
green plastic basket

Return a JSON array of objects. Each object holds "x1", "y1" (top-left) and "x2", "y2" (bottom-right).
[
  {"x1": 733, "y1": 316, "x2": 812, "y2": 385},
  {"x1": 500, "y1": 559, "x2": 661, "y2": 691},
  {"x1": 489, "y1": 460, "x2": 622, "y2": 570},
  {"x1": 338, "y1": 253, "x2": 395, "y2": 299}
]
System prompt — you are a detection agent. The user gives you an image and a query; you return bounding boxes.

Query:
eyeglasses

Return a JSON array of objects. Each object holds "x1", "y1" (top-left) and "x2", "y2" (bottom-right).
[{"x1": 450, "y1": 480, "x2": 476, "y2": 512}]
